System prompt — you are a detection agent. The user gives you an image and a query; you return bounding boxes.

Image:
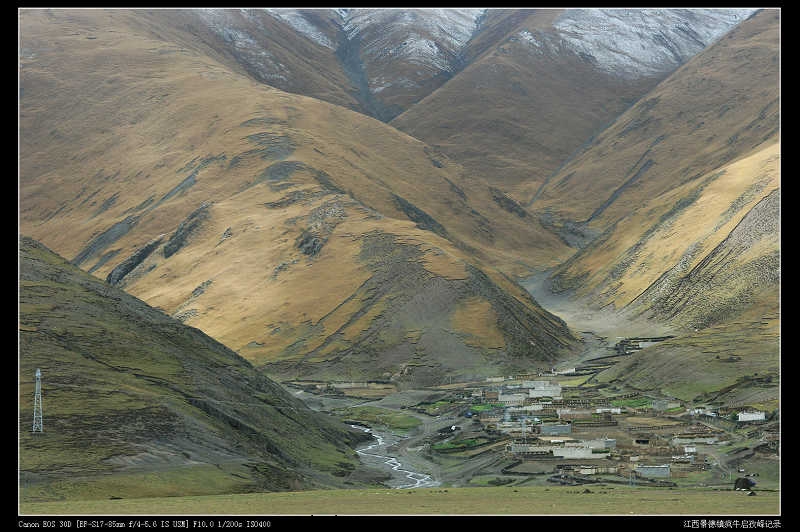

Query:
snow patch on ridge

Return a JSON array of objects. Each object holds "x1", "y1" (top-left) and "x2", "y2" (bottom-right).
[
  {"x1": 518, "y1": 30, "x2": 543, "y2": 51},
  {"x1": 341, "y1": 8, "x2": 486, "y2": 47},
  {"x1": 341, "y1": 8, "x2": 486, "y2": 72},
  {"x1": 260, "y1": 8, "x2": 488, "y2": 86},
  {"x1": 545, "y1": 8, "x2": 757, "y2": 78},
  {"x1": 196, "y1": 9, "x2": 291, "y2": 84},
  {"x1": 265, "y1": 9, "x2": 335, "y2": 49}
]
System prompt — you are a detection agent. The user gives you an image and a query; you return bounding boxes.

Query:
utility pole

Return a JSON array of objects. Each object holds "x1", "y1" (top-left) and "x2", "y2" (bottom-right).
[{"x1": 32, "y1": 368, "x2": 43, "y2": 433}]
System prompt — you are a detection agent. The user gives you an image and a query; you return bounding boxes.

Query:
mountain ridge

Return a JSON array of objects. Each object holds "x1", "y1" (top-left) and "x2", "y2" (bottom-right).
[
  {"x1": 19, "y1": 235, "x2": 382, "y2": 502},
  {"x1": 19, "y1": 8, "x2": 581, "y2": 387}
]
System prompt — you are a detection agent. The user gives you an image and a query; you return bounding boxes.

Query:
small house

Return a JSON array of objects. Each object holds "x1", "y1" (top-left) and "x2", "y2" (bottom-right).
[
  {"x1": 635, "y1": 464, "x2": 671, "y2": 479},
  {"x1": 737, "y1": 411, "x2": 766, "y2": 422},
  {"x1": 540, "y1": 422, "x2": 572, "y2": 435},
  {"x1": 557, "y1": 408, "x2": 593, "y2": 420}
]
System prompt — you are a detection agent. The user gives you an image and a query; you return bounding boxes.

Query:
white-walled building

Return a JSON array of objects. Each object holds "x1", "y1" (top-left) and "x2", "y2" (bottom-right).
[
  {"x1": 507, "y1": 436, "x2": 613, "y2": 459},
  {"x1": 557, "y1": 407, "x2": 594, "y2": 420},
  {"x1": 522, "y1": 380, "x2": 562, "y2": 399},
  {"x1": 737, "y1": 411, "x2": 766, "y2": 422}
]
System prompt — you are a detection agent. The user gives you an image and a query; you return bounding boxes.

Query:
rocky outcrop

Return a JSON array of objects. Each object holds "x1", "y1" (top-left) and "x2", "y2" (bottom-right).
[
  {"x1": 72, "y1": 216, "x2": 139, "y2": 267},
  {"x1": 106, "y1": 236, "x2": 164, "y2": 286},
  {"x1": 163, "y1": 202, "x2": 212, "y2": 258}
]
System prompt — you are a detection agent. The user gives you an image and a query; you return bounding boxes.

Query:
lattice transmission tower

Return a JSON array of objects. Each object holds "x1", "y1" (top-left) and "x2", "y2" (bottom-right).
[{"x1": 32, "y1": 368, "x2": 43, "y2": 433}]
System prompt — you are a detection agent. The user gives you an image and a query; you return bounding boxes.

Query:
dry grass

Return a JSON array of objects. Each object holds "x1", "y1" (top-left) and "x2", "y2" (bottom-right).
[
  {"x1": 421, "y1": 247, "x2": 469, "y2": 280},
  {"x1": 451, "y1": 297, "x2": 506, "y2": 349},
  {"x1": 19, "y1": 485, "x2": 780, "y2": 516},
  {"x1": 556, "y1": 142, "x2": 779, "y2": 309},
  {"x1": 19, "y1": 9, "x2": 579, "y2": 377}
]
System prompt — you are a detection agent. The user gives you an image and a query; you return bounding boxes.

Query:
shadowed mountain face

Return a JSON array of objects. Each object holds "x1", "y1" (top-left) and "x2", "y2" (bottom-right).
[
  {"x1": 225, "y1": 8, "x2": 488, "y2": 121},
  {"x1": 19, "y1": 8, "x2": 580, "y2": 387},
  {"x1": 195, "y1": 8, "x2": 751, "y2": 129},
  {"x1": 18, "y1": 236, "x2": 379, "y2": 502},
  {"x1": 142, "y1": 8, "x2": 490, "y2": 122},
  {"x1": 530, "y1": 9, "x2": 778, "y2": 228},
  {"x1": 391, "y1": 8, "x2": 754, "y2": 201}
]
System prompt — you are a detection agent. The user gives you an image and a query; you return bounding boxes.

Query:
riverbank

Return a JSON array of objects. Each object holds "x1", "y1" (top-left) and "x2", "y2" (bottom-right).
[
  {"x1": 291, "y1": 388, "x2": 448, "y2": 489},
  {"x1": 351, "y1": 425, "x2": 439, "y2": 489}
]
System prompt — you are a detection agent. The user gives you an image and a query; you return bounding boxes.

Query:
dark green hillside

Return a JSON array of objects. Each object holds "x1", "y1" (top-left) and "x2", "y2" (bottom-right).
[{"x1": 18, "y1": 236, "x2": 376, "y2": 503}]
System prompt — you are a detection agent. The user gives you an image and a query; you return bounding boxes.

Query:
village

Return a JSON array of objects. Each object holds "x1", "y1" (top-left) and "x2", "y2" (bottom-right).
[
  {"x1": 428, "y1": 372, "x2": 774, "y2": 487},
  {"x1": 289, "y1": 336, "x2": 779, "y2": 490}
]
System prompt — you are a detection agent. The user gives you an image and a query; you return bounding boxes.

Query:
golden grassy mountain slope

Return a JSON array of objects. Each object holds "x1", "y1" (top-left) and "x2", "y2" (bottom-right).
[
  {"x1": 550, "y1": 142, "x2": 779, "y2": 325},
  {"x1": 19, "y1": 9, "x2": 579, "y2": 385},
  {"x1": 154, "y1": 8, "x2": 366, "y2": 115},
  {"x1": 539, "y1": 9, "x2": 779, "y2": 324},
  {"x1": 538, "y1": 10, "x2": 780, "y2": 405}
]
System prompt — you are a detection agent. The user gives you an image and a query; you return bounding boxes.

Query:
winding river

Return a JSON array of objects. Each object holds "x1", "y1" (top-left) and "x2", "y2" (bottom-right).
[{"x1": 350, "y1": 425, "x2": 440, "y2": 489}]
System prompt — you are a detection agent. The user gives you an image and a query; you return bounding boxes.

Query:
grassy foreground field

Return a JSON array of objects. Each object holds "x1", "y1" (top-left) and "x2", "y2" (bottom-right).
[{"x1": 20, "y1": 485, "x2": 779, "y2": 516}]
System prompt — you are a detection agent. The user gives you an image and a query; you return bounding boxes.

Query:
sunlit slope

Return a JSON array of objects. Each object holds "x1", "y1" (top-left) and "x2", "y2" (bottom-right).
[
  {"x1": 538, "y1": 8, "x2": 780, "y2": 336},
  {"x1": 547, "y1": 142, "x2": 779, "y2": 407},
  {"x1": 19, "y1": 9, "x2": 579, "y2": 385},
  {"x1": 529, "y1": 9, "x2": 778, "y2": 227},
  {"x1": 109, "y1": 190, "x2": 577, "y2": 385},
  {"x1": 550, "y1": 143, "x2": 779, "y2": 324},
  {"x1": 553, "y1": 149, "x2": 781, "y2": 412},
  {"x1": 19, "y1": 237, "x2": 375, "y2": 503},
  {"x1": 20, "y1": 9, "x2": 570, "y2": 273}
]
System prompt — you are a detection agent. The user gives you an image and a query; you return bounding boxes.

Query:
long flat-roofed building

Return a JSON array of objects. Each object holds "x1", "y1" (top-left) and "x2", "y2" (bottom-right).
[{"x1": 522, "y1": 380, "x2": 562, "y2": 399}]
